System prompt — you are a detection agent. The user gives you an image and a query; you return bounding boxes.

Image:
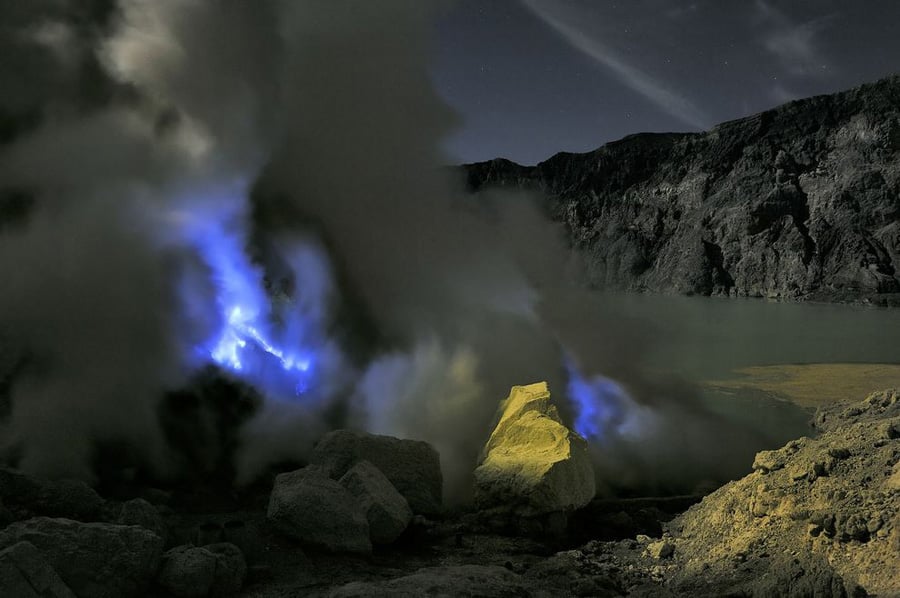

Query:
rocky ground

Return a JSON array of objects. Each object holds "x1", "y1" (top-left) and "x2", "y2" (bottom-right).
[
  {"x1": 1, "y1": 387, "x2": 898, "y2": 597},
  {"x1": 549, "y1": 388, "x2": 900, "y2": 598},
  {"x1": 465, "y1": 76, "x2": 900, "y2": 306}
]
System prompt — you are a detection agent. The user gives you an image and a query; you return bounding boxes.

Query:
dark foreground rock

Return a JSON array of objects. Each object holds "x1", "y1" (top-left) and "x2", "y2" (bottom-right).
[
  {"x1": 0, "y1": 541, "x2": 75, "y2": 598},
  {"x1": 327, "y1": 565, "x2": 534, "y2": 597},
  {"x1": 0, "y1": 498, "x2": 14, "y2": 527},
  {"x1": 0, "y1": 517, "x2": 163, "y2": 598},
  {"x1": 157, "y1": 545, "x2": 218, "y2": 598},
  {"x1": 156, "y1": 543, "x2": 246, "y2": 597},
  {"x1": 1, "y1": 393, "x2": 891, "y2": 597},
  {"x1": 339, "y1": 460, "x2": 412, "y2": 545},
  {"x1": 0, "y1": 467, "x2": 104, "y2": 521},
  {"x1": 267, "y1": 466, "x2": 371, "y2": 554},
  {"x1": 465, "y1": 75, "x2": 900, "y2": 305},
  {"x1": 117, "y1": 497, "x2": 167, "y2": 542},
  {"x1": 310, "y1": 430, "x2": 443, "y2": 515}
]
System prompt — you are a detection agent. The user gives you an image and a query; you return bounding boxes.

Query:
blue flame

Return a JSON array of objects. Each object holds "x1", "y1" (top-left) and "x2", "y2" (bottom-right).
[
  {"x1": 207, "y1": 303, "x2": 315, "y2": 396},
  {"x1": 565, "y1": 360, "x2": 630, "y2": 440},
  {"x1": 211, "y1": 305, "x2": 311, "y2": 371},
  {"x1": 178, "y1": 186, "x2": 317, "y2": 398}
]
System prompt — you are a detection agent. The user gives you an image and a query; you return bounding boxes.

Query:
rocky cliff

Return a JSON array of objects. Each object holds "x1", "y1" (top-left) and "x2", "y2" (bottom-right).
[{"x1": 465, "y1": 76, "x2": 900, "y2": 305}]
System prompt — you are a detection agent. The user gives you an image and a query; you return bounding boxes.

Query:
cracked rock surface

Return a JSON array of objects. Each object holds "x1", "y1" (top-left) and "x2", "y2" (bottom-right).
[{"x1": 465, "y1": 76, "x2": 900, "y2": 305}]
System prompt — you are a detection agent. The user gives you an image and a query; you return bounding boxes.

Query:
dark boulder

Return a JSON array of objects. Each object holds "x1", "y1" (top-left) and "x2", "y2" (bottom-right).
[
  {"x1": 0, "y1": 517, "x2": 163, "y2": 598},
  {"x1": 156, "y1": 543, "x2": 246, "y2": 597},
  {"x1": 0, "y1": 540, "x2": 75, "y2": 598},
  {"x1": 310, "y1": 430, "x2": 442, "y2": 515},
  {"x1": 0, "y1": 468, "x2": 104, "y2": 521},
  {"x1": 328, "y1": 565, "x2": 534, "y2": 597},
  {"x1": 339, "y1": 460, "x2": 412, "y2": 544},
  {"x1": 116, "y1": 498, "x2": 167, "y2": 543},
  {"x1": 267, "y1": 466, "x2": 371, "y2": 554}
]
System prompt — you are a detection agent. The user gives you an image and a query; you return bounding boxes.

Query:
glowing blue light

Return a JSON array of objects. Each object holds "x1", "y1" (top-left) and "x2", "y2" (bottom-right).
[
  {"x1": 179, "y1": 187, "x2": 318, "y2": 399},
  {"x1": 568, "y1": 374, "x2": 602, "y2": 439},
  {"x1": 205, "y1": 282, "x2": 317, "y2": 398},
  {"x1": 565, "y1": 360, "x2": 630, "y2": 440}
]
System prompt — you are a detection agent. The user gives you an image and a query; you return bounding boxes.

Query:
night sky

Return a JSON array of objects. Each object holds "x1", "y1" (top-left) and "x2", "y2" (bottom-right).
[{"x1": 432, "y1": 0, "x2": 900, "y2": 165}]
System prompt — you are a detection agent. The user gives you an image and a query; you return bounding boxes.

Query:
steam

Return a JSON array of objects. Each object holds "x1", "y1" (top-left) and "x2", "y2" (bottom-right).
[
  {"x1": 0, "y1": 194, "x2": 183, "y2": 479},
  {"x1": 0, "y1": 0, "x2": 773, "y2": 498}
]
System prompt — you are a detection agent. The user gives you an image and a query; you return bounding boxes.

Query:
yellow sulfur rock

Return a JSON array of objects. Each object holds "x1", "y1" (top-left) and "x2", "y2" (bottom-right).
[{"x1": 473, "y1": 382, "x2": 595, "y2": 515}]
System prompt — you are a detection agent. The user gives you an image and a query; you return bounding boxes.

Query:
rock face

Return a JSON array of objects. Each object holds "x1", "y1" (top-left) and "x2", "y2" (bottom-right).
[
  {"x1": 465, "y1": 76, "x2": 900, "y2": 306},
  {"x1": 657, "y1": 388, "x2": 900, "y2": 597},
  {"x1": 339, "y1": 460, "x2": 413, "y2": 545},
  {"x1": 0, "y1": 541, "x2": 75, "y2": 598},
  {"x1": 328, "y1": 565, "x2": 534, "y2": 598},
  {"x1": 474, "y1": 382, "x2": 595, "y2": 516},
  {"x1": 310, "y1": 430, "x2": 443, "y2": 515},
  {"x1": 267, "y1": 466, "x2": 371, "y2": 554},
  {"x1": 0, "y1": 517, "x2": 163, "y2": 598}
]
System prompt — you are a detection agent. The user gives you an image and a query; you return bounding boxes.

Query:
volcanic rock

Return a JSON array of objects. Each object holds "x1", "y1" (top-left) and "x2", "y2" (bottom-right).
[
  {"x1": 205, "y1": 543, "x2": 247, "y2": 595},
  {"x1": 0, "y1": 498, "x2": 14, "y2": 527},
  {"x1": 474, "y1": 382, "x2": 595, "y2": 517},
  {"x1": 751, "y1": 448, "x2": 787, "y2": 473},
  {"x1": 647, "y1": 539, "x2": 675, "y2": 560},
  {"x1": 116, "y1": 497, "x2": 167, "y2": 542},
  {"x1": 522, "y1": 545, "x2": 634, "y2": 597},
  {"x1": 327, "y1": 564, "x2": 534, "y2": 597},
  {"x1": 221, "y1": 519, "x2": 264, "y2": 565},
  {"x1": 0, "y1": 540, "x2": 75, "y2": 598},
  {"x1": 267, "y1": 465, "x2": 371, "y2": 554},
  {"x1": 310, "y1": 429, "x2": 443, "y2": 515},
  {"x1": 659, "y1": 388, "x2": 900, "y2": 596},
  {"x1": 339, "y1": 460, "x2": 412, "y2": 545},
  {"x1": 193, "y1": 521, "x2": 224, "y2": 546},
  {"x1": 157, "y1": 546, "x2": 217, "y2": 598},
  {"x1": 465, "y1": 75, "x2": 900, "y2": 305},
  {"x1": 0, "y1": 517, "x2": 163, "y2": 598},
  {"x1": 0, "y1": 468, "x2": 104, "y2": 521},
  {"x1": 157, "y1": 543, "x2": 247, "y2": 597},
  {"x1": 887, "y1": 460, "x2": 900, "y2": 490}
]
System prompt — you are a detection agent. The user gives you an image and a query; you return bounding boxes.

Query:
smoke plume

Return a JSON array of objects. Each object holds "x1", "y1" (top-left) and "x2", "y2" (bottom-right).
[{"x1": 0, "y1": 0, "x2": 779, "y2": 499}]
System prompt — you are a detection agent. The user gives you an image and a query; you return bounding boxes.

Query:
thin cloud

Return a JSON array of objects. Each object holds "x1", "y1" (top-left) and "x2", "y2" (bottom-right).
[
  {"x1": 522, "y1": 0, "x2": 711, "y2": 131},
  {"x1": 755, "y1": 0, "x2": 832, "y2": 76}
]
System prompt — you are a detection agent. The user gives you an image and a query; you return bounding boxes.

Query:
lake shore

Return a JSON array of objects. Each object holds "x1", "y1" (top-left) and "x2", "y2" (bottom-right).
[{"x1": 704, "y1": 362, "x2": 900, "y2": 408}]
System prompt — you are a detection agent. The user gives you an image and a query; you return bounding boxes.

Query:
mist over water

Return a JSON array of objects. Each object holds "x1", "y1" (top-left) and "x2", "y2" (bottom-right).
[
  {"x1": 572, "y1": 292, "x2": 900, "y2": 450},
  {"x1": 595, "y1": 293, "x2": 900, "y2": 379},
  {"x1": 2, "y1": 0, "x2": 889, "y2": 501}
]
